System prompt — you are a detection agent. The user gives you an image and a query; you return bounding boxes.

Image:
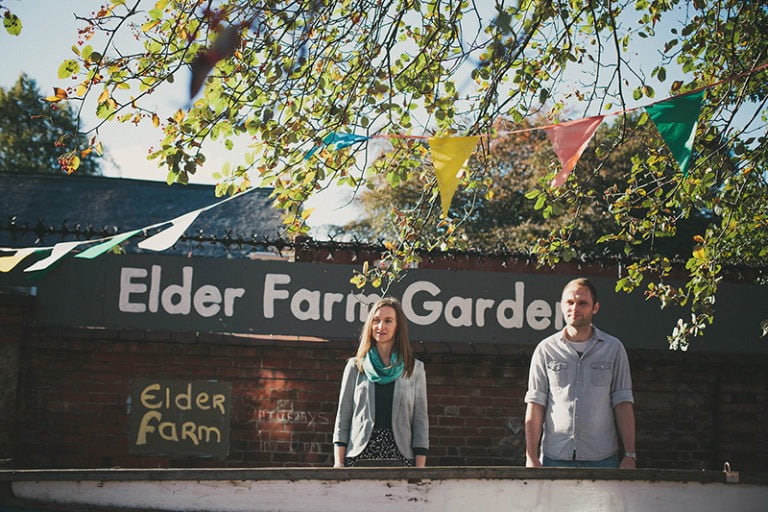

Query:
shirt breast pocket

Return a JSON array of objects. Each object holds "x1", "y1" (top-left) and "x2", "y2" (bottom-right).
[
  {"x1": 546, "y1": 360, "x2": 569, "y2": 388},
  {"x1": 590, "y1": 361, "x2": 613, "y2": 386}
]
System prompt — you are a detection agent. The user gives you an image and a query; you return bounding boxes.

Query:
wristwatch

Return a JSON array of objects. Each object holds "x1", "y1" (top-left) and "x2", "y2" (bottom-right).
[{"x1": 624, "y1": 451, "x2": 637, "y2": 458}]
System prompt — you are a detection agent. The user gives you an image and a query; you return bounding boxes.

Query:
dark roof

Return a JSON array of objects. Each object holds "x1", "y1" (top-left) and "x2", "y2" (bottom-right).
[{"x1": 0, "y1": 172, "x2": 285, "y2": 257}]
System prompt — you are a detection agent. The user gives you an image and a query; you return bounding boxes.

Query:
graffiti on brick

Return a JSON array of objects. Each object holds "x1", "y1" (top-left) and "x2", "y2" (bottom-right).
[
  {"x1": 254, "y1": 431, "x2": 325, "y2": 455},
  {"x1": 129, "y1": 379, "x2": 231, "y2": 457},
  {"x1": 255, "y1": 409, "x2": 330, "y2": 427}
]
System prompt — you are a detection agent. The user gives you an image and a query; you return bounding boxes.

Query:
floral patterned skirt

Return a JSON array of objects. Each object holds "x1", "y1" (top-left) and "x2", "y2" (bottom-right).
[{"x1": 344, "y1": 428, "x2": 414, "y2": 467}]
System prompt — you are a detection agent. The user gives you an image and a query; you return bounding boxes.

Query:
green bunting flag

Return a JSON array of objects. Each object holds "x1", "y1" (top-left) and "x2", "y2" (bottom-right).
[
  {"x1": 75, "y1": 229, "x2": 142, "y2": 260},
  {"x1": 645, "y1": 90, "x2": 704, "y2": 176}
]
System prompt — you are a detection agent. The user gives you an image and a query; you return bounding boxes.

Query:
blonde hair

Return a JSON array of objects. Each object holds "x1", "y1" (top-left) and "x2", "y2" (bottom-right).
[
  {"x1": 563, "y1": 277, "x2": 599, "y2": 304},
  {"x1": 354, "y1": 297, "x2": 415, "y2": 378}
]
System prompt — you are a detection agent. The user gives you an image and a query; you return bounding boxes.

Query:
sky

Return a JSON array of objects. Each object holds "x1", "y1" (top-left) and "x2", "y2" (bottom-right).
[{"x1": 2, "y1": 0, "x2": 362, "y2": 235}]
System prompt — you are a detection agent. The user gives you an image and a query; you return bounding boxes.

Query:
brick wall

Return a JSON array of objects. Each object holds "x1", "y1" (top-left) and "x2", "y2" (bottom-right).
[
  {"x1": 0, "y1": 293, "x2": 30, "y2": 462},
  {"x1": 3, "y1": 298, "x2": 767, "y2": 471}
]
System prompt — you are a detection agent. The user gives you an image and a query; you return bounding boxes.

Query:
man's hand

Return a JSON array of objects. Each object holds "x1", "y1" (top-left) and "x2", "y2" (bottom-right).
[
  {"x1": 619, "y1": 455, "x2": 636, "y2": 469},
  {"x1": 524, "y1": 402, "x2": 545, "y2": 468}
]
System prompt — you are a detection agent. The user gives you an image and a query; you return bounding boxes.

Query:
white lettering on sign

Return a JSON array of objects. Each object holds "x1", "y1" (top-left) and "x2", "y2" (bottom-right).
[
  {"x1": 402, "y1": 281, "x2": 442, "y2": 325},
  {"x1": 402, "y1": 280, "x2": 558, "y2": 331},
  {"x1": 119, "y1": 267, "x2": 148, "y2": 313},
  {"x1": 119, "y1": 266, "x2": 244, "y2": 317},
  {"x1": 117, "y1": 265, "x2": 565, "y2": 333},
  {"x1": 263, "y1": 273, "x2": 290, "y2": 318},
  {"x1": 264, "y1": 273, "x2": 380, "y2": 323}
]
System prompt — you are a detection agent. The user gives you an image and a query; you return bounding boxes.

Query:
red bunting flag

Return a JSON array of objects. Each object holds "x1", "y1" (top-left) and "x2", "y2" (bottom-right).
[{"x1": 545, "y1": 115, "x2": 604, "y2": 187}]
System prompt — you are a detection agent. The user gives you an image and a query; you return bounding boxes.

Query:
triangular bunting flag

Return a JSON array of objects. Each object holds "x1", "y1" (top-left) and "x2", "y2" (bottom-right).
[
  {"x1": 645, "y1": 90, "x2": 704, "y2": 176},
  {"x1": 429, "y1": 136, "x2": 480, "y2": 215},
  {"x1": 24, "y1": 241, "x2": 82, "y2": 272},
  {"x1": 0, "y1": 247, "x2": 42, "y2": 272},
  {"x1": 545, "y1": 116, "x2": 604, "y2": 187},
  {"x1": 304, "y1": 132, "x2": 370, "y2": 160},
  {"x1": 138, "y1": 210, "x2": 201, "y2": 251},
  {"x1": 75, "y1": 229, "x2": 142, "y2": 259}
]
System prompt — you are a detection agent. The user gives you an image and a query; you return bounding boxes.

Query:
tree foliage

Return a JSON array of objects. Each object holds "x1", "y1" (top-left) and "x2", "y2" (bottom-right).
[
  {"x1": 32, "y1": 0, "x2": 768, "y2": 349},
  {"x1": 0, "y1": 74, "x2": 102, "y2": 175},
  {"x1": 341, "y1": 112, "x2": 711, "y2": 264}
]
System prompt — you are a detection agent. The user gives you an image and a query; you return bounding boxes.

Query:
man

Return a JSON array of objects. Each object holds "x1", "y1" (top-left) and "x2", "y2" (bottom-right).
[{"x1": 524, "y1": 278, "x2": 636, "y2": 469}]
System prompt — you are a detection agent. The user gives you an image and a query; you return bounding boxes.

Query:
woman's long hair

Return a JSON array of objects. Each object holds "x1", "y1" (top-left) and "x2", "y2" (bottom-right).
[{"x1": 354, "y1": 297, "x2": 415, "y2": 378}]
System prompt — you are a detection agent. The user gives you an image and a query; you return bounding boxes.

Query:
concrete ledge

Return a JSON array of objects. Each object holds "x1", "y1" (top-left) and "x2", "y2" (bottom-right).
[
  {"x1": 2, "y1": 467, "x2": 768, "y2": 512},
  {"x1": 1, "y1": 466, "x2": 767, "y2": 485}
]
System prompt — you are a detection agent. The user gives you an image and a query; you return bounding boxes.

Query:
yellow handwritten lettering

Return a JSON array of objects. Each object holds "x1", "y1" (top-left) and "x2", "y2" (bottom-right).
[
  {"x1": 181, "y1": 421, "x2": 199, "y2": 445},
  {"x1": 135, "y1": 411, "x2": 161, "y2": 445},
  {"x1": 197, "y1": 425, "x2": 222, "y2": 443},
  {"x1": 159, "y1": 420, "x2": 179, "y2": 441},
  {"x1": 212, "y1": 394, "x2": 226, "y2": 414},
  {"x1": 140, "y1": 383, "x2": 162, "y2": 409},
  {"x1": 195, "y1": 392, "x2": 210, "y2": 410},
  {"x1": 175, "y1": 383, "x2": 192, "y2": 410}
]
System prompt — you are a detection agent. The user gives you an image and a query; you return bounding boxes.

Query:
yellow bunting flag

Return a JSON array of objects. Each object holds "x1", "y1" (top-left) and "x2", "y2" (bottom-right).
[
  {"x1": 0, "y1": 248, "x2": 41, "y2": 273},
  {"x1": 429, "y1": 136, "x2": 480, "y2": 215}
]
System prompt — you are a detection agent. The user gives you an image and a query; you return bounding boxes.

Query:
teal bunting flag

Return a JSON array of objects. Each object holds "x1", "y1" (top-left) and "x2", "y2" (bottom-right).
[
  {"x1": 304, "y1": 132, "x2": 370, "y2": 160},
  {"x1": 75, "y1": 229, "x2": 142, "y2": 259},
  {"x1": 645, "y1": 90, "x2": 704, "y2": 176}
]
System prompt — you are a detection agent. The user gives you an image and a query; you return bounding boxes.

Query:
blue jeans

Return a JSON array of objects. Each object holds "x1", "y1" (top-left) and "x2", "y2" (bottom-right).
[{"x1": 543, "y1": 453, "x2": 619, "y2": 468}]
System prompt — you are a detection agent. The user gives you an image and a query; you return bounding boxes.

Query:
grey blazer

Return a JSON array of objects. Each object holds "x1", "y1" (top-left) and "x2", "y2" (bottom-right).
[{"x1": 333, "y1": 358, "x2": 429, "y2": 459}]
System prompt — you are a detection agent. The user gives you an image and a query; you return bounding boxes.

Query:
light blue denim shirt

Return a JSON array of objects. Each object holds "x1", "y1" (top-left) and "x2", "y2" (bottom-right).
[{"x1": 524, "y1": 326, "x2": 634, "y2": 461}]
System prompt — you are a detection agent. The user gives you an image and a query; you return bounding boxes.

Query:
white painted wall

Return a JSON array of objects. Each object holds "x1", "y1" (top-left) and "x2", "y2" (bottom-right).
[{"x1": 12, "y1": 476, "x2": 768, "y2": 512}]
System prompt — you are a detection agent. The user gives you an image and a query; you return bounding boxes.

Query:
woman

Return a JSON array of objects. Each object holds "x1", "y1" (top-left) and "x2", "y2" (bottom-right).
[{"x1": 333, "y1": 297, "x2": 429, "y2": 467}]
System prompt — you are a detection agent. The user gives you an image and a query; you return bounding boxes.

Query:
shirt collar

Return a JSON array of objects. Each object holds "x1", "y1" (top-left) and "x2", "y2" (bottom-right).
[{"x1": 558, "y1": 325, "x2": 603, "y2": 345}]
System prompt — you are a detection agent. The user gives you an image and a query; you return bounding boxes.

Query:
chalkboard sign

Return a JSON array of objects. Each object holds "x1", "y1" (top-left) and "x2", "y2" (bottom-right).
[{"x1": 129, "y1": 379, "x2": 231, "y2": 458}]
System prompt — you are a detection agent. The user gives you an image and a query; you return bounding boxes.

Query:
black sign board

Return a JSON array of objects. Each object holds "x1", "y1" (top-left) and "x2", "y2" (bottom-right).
[
  {"x1": 15, "y1": 253, "x2": 768, "y2": 353},
  {"x1": 129, "y1": 379, "x2": 231, "y2": 458}
]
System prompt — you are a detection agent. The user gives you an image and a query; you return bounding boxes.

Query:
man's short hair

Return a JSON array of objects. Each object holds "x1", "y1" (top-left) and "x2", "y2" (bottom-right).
[{"x1": 563, "y1": 278, "x2": 598, "y2": 304}]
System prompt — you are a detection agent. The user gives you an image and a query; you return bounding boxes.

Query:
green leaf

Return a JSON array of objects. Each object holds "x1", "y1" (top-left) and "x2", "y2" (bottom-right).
[
  {"x1": 3, "y1": 12, "x2": 22, "y2": 35},
  {"x1": 58, "y1": 60, "x2": 80, "y2": 79},
  {"x1": 524, "y1": 189, "x2": 540, "y2": 200},
  {"x1": 643, "y1": 85, "x2": 655, "y2": 98}
]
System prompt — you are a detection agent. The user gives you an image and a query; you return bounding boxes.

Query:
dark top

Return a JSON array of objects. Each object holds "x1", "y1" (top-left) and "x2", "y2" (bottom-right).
[{"x1": 374, "y1": 382, "x2": 395, "y2": 429}]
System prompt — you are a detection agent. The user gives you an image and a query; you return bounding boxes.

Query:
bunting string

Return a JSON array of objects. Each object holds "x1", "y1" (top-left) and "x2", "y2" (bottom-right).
[
  {"x1": 0, "y1": 186, "x2": 260, "y2": 273},
  {"x1": 3, "y1": 63, "x2": 766, "y2": 273},
  {"x1": 306, "y1": 61, "x2": 767, "y2": 212}
]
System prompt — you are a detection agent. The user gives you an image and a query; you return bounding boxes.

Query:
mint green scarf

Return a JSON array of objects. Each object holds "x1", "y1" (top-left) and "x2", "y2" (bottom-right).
[{"x1": 362, "y1": 346, "x2": 404, "y2": 384}]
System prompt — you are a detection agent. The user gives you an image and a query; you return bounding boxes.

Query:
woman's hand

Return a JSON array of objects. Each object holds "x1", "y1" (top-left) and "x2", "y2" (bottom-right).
[{"x1": 333, "y1": 445, "x2": 346, "y2": 468}]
